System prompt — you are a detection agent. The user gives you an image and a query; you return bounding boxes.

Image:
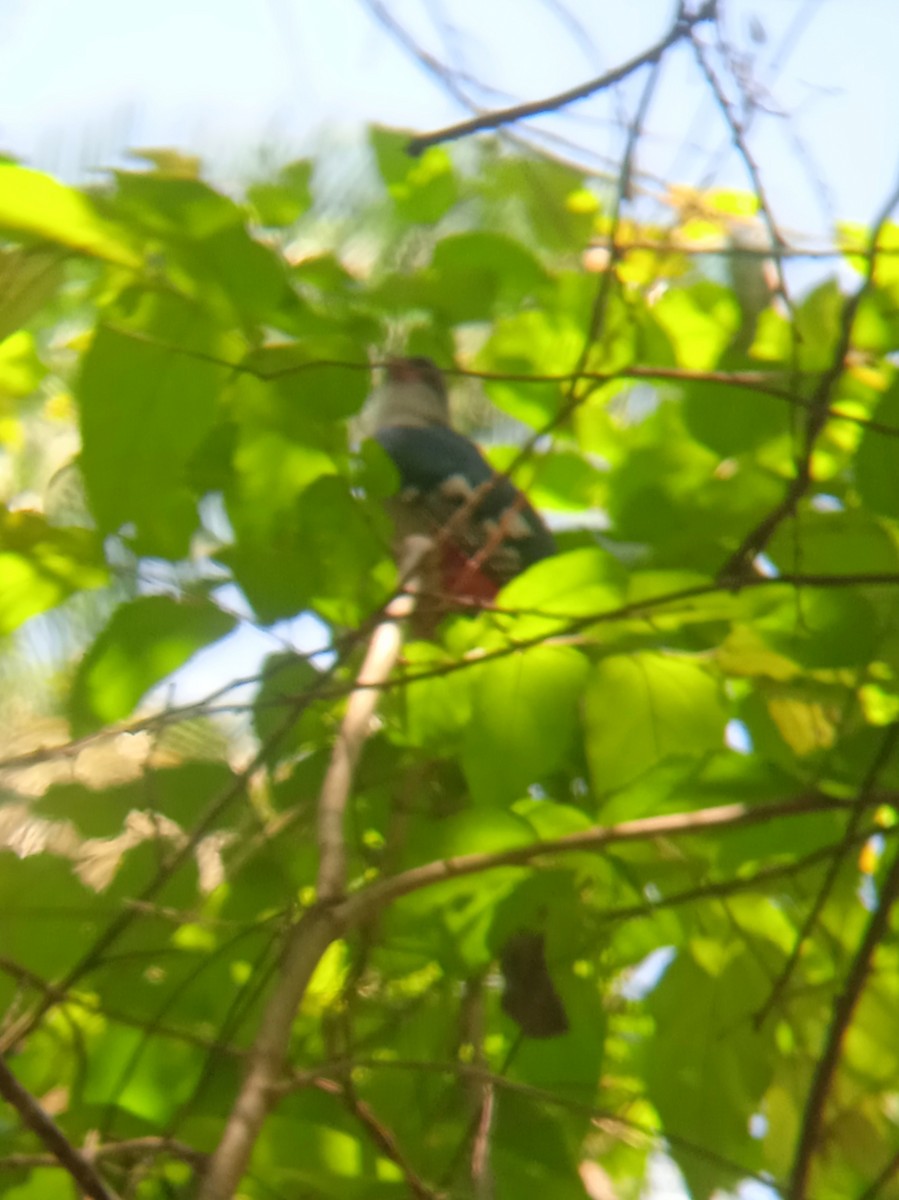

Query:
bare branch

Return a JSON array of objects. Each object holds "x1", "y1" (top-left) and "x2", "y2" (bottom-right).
[
  {"x1": 196, "y1": 905, "x2": 340, "y2": 1200},
  {"x1": 198, "y1": 788, "x2": 860, "y2": 1198},
  {"x1": 299, "y1": 1059, "x2": 785, "y2": 1195},
  {"x1": 719, "y1": 166, "x2": 899, "y2": 581},
  {"x1": 200, "y1": 567, "x2": 421, "y2": 1198},
  {"x1": 0, "y1": 1137, "x2": 204, "y2": 1171},
  {"x1": 859, "y1": 1145, "x2": 899, "y2": 1200},
  {"x1": 360, "y1": 0, "x2": 482, "y2": 113},
  {"x1": 689, "y1": 20, "x2": 792, "y2": 310},
  {"x1": 314, "y1": 1075, "x2": 445, "y2": 1200},
  {"x1": 406, "y1": 2, "x2": 716, "y2": 155},
  {"x1": 0, "y1": 1057, "x2": 120, "y2": 1200},
  {"x1": 755, "y1": 723, "x2": 899, "y2": 1028},
  {"x1": 598, "y1": 824, "x2": 893, "y2": 928},
  {"x1": 0, "y1": 695, "x2": 317, "y2": 1056},
  {"x1": 317, "y1": 587, "x2": 417, "y2": 901},
  {"x1": 788, "y1": 841, "x2": 899, "y2": 1199},
  {"x1": 342, "y1": 792, "x2": 858, "y2": 920}
]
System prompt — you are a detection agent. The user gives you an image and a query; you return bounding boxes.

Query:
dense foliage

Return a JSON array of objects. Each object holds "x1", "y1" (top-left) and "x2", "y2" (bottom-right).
[{"x1": 1, "y1": 127, "x2": 899, "y2": 1200}]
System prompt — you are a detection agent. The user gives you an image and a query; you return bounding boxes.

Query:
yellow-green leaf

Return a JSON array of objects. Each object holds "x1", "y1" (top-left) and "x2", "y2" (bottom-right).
[{"x1": 0, "y1": 164, "x2": 141, "y2": 267}]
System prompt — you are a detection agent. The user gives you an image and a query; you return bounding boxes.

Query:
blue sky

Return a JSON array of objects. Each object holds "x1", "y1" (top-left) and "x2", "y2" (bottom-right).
[{"x1": 1, "y1": 0, "x2": 896, "y2": 235}]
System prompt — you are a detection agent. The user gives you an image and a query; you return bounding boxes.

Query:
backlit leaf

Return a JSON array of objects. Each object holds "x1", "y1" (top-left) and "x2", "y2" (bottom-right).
[{"x1": 70, "y1": 595, "x2": 235, "y2": 731}]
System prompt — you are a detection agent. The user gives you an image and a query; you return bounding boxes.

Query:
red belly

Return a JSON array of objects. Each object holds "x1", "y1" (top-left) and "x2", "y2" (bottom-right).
[{"x1": 439, "y1": 542, "x2": 500, "y2": 603}]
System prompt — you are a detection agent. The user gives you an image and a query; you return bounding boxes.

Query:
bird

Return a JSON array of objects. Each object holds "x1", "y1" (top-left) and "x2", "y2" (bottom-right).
[
  {"x1": 373, "y1": 361, "x2": 567, "y2": 1035},
  {"x1": 371, "y1": 356, "x2": 555, "y2": 623}
]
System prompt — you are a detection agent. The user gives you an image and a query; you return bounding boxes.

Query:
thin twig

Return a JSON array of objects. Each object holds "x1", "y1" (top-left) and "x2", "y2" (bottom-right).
[
  {"x1": 0, "y1": 695, "x2": 318, "y2": 1056},
  {"x1": 689, "y1": 20, "x2": 792, "y2": 312},
  {"x1": 196, "y1": 905, "x2": 341, "y2": 1200},
  {"x1": 50, "y1": 326, "x2": 899, "y2": 449},
  {"x1": 590, "y1": 238, "x2": 899, "y2": 260},
  {"x1": 199, "y1": 568, "x2": 420, "y2": 1199},
  {"x1": 317, "y1": 586, "x2": 418, "y2": 901},
  {"x1": 342, "y1": 793, "x2": 858, "y2": 920},
  {"x1": 0, "y1": 1135, "x2": 204, "y2": 1170},
  {"x1": 354, "y1": 572, "x2": 899, "y2": 701},
  {"x1": 296, "y1": 1059, "x2": 786, "y2": 1195},
  {"x1": 755, "y1": 723, "x2": 899, "y2": 1028},
  {"x1": 719, "y1": 167, "x2": 899, "y2": 581},
  {"x1": 199, "y1": 792, "x2": 855, "y2": 1197},
  {"x1": 0, "y1": 597, "x2": 388, "y2": 1057},
  {"x1": 598, "y1": 823, "x2": 893, "y2": 929},
  {"x1": 406, "y1": 2, "x2": 715, "y2": 154},
  {"x1": 10, "y1": 554, "x2": 899, "y2": 786},
  {"x1": 361, "y1": 0, "x2": 483, "y2": 113},
  {"x1": 488, "y1": 33, "x2": 667, "y2": 494},
  {"x1": 0, "y1": 1056, "x2": 120, "y2": 1200},
  {"x1": 315, "y1": 1075, "x2": 445, "y2": 1200},
  {"x1": 858, "y1": 1144, "x2": 899, "y2": 1200},
  {"x1": 0, "y1": 956, "x2": 251, "y2": 1059},
  {"x1": 788, "y1": 841, "x2": 899, "y2": 1199}
]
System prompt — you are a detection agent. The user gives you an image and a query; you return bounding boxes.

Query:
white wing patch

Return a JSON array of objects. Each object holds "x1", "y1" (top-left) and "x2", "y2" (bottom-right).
[{"x1": 437, "y1": 473, "x2": 478, "y2": 502}]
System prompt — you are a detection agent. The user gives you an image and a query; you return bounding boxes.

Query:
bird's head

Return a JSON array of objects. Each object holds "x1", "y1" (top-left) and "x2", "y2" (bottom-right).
[{"x1": 376, "y1": 356, "x2": 451, "y2": 429}]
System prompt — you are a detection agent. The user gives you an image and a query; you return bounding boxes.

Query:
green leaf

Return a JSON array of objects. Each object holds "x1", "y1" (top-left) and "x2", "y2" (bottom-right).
[
  {"x1": 6, "y1": 1171, "x2": 74, "y2": 1198},
  {"x1": 177, "y1": 219, "x2": 288, "y2": 328},
  {"x1": 78, "y1": 292, "x2": 232, "y2": 558},
  {"x1": 0, "y1": 852, "x2": 107, "y2": 979},
  {"x1": 584, "y1": 652, "x2": 728, "y2": 794},
  {"x1": 741, "y1": 678, "x2": 847, "y2": 766},
  {"x1": 767, "y1": 509, "x2": 899, "y2": 576},
  {"x1": 486, "y1": 444, "x2": 606, "y2": 512},
  {"x1": 494, "y1": 547, "x2": 625, "y2": 642},
  {"x1": 493, "y1": 1095, "x2": 590, "y2": 1198},
  {"x1": 653, "y1": 280, "x2": 741, "y2": 369},
  {"x1": 480, "y1": 365, "x2": 566, "y2": 429},
  {"x1": 0, "y1": 164, "x2": 141, "y2": 267},
  {"x1": 463, "y1": 645, "x2": 589, "y2": 806},
  {"x1": 411, "y1": 808, "x2": 538, "y2": 863},
  {"x1": 69, "y1": 595, "x2": 235, "y2": 732},
  {"x1": 853, "y1": 285, "x2": 899, "y2": 354},
  {"x1": 425, "y1": 231, "x2": 548, "y2": 322},
  {"x1": 113, "y1": 170, "x2": 245, "y2": 238},
  {"x1": 386, "y1": 641, "x2": 473, "y2": 748},
  {"x1": 478, "y1": 303, "x2": 593, "y2": 426},
  {"x1": 371, "y1": 126, "x2": 458, "y2": 224},
  {"x1": 478, "y1": 149, "x2": 595, "y2": 254},
  {"x1": 856, "y1": 378, "x2": 899, "y2": 517},
  {"x1": 296, "y1": 474, "x2": 393, "y2": 624},
  {"x1": 0, "y1": 245, "x2": 66, "y2": 341},
  {"x1": 6, "y1": 136, "x2": 899, "y2": 1200},
  {"x1": 112, "y1": 171, "x2": 289, "y2": 327},
  {"x1": 247, "y1": 340, "x2": 370, "y2": 419},
  {"x1": 0, "y1": 509, "x2": 107, "y2": 633},
  {"x1": 229, "y1": 422, "x2": 340, "y2": 516},
  {"x1": 795, "y1": 278, "x2": 845, "y2": 370},
  {"x1": 397, "y1": 809, "x2": 536, "y2": 968},
  {"x1": 756, "y1": 587, "x2": 880, "y2": 669},
  {"x1": 83, "y1": 1024, "x2": 205, "y2": 1123},
  {"x1": 0, "y1": 330, "x2": 46, "y2": 397},
  {"x1": 605, "y1": 402, "x2": 788, "y2": 570},
  {"x1": 247, "y1": 160, "x2": 313, "y2": 226},
  {"x1": 682, "y1": 378, "x2": 789, "y2": 456},
  {"x1": 646, "y1": 942, "x2": 776, "y2": 1197},
  {"x1": 225, "y1": 469, "x2": 389, "y2": 625},
  {"x1": 252, "y1": 652, "x2": 322, "y2": 750},
  {"x1": 36, "y1": 762, "x2": 234, "y2": 833}
]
